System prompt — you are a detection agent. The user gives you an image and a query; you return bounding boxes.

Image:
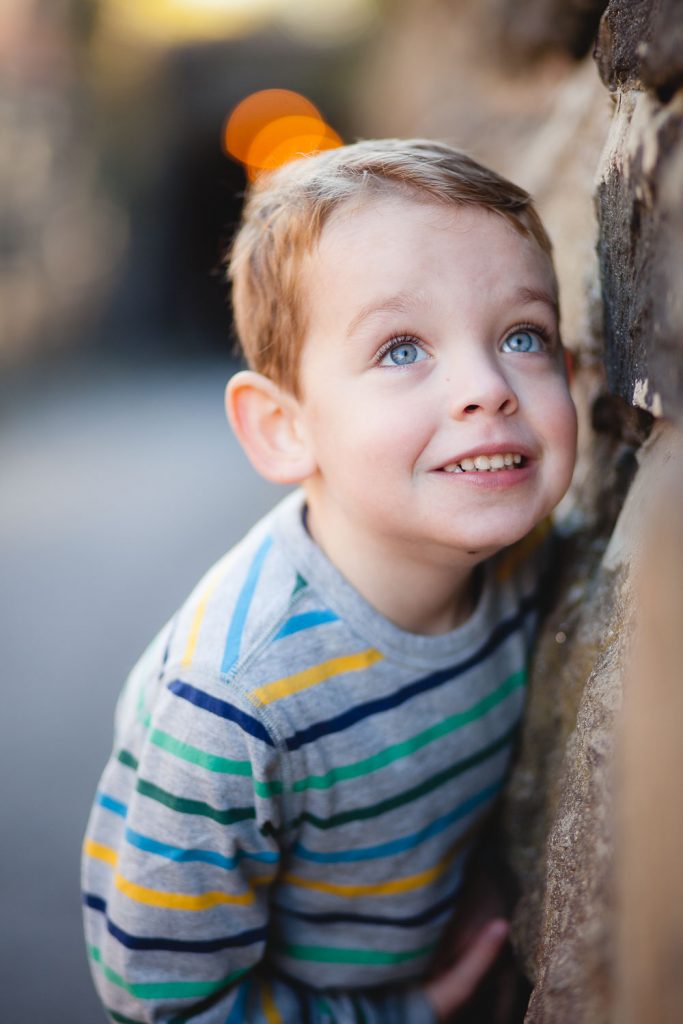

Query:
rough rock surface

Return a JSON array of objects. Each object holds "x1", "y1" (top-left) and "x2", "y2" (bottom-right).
[
  {"x1": 596, "y1": 89, "x2": 683, "y2": 420},
  {"x1": 593, "y1": 0, "x2": 653, "y2": 91},
  {"x1": 640, "y1": 0, "x2": 683, "y2": 99},
  {"x1": 504, "y1": 423, "x2": 680, "y2": 1023},
  {"x1": 595, "y1": 0, "x2": 683, "y2": 99},
  {"x1": 504, "y1": 2, "x2": 683, "y2": 1020}
]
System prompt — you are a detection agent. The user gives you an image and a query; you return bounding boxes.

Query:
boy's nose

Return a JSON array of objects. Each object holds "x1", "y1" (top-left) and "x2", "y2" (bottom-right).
[{"x1": 447, "y1": 362, "x2": 519, "y2": 420}]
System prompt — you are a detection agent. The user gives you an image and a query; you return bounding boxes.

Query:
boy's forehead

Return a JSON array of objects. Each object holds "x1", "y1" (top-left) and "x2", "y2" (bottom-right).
[{"x1": 306, "y1": 195, "x2": 557, "y2": 311}]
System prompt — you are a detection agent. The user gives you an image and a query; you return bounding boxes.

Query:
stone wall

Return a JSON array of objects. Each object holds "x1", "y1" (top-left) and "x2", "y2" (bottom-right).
[
  {"x1": 504, "y1": 3, "x2": 683, "y2": 1020},
  {"x1": 357, "y1": 1, "x2": 683, "y2": 1020}
]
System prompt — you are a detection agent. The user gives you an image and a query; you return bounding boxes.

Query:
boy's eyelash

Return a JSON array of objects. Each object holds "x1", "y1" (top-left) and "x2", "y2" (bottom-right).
[
  {"x1": 507, "y1": 322, "x2": 553, "y2": 346},
  {"x1": 374, "y1": 334, "x2": 425, "y2": 364}
]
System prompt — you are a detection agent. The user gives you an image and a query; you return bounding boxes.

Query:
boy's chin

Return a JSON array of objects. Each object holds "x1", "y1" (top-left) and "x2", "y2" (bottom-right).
[{"x1": 449, "y1": 522, "x2": 542, "y2": 560}]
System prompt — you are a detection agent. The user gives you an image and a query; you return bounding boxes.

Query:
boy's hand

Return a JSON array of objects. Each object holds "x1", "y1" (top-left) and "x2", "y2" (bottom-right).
[{"x1": 422, "y1": 917, "x2": 509, "y2": 1022}]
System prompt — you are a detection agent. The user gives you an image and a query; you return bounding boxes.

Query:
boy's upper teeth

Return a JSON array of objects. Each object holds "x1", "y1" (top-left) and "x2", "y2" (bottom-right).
[{"x1": 443, "y1": 452, "x2": 524, "y2": 472}]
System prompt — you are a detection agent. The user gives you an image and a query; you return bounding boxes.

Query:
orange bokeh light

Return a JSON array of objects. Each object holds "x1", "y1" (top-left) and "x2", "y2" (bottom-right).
[
  {"x1": 246, "y1": 115, "x2": 340, "y2": 167},
  {"x1": 223, "y1": 89, "x2": 321, "y2": 163},
  {"x1": 223, "y1": 88, "x2": 343, "y2": 179}
]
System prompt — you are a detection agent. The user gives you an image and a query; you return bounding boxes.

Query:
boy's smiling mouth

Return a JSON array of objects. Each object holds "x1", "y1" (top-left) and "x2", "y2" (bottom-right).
[{"x1": 441, "y1": 451, "x2": 527, "y2": 474}]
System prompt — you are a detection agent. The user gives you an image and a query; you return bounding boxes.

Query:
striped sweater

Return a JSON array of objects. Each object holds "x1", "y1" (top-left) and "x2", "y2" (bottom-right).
[{"x1": 82, "y1": 490, "x2": 548, "y2": 1024}]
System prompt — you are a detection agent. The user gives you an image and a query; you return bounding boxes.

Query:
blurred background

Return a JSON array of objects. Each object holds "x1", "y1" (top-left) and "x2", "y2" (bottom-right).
[{"x1": 1, "y1": 0, "x2": 609, "y2": 1019}]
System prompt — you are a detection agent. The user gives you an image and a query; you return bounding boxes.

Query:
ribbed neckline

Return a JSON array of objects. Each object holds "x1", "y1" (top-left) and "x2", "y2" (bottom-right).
[{"x1": 271, "y1": 490, "x2": 498, "y2": 670}]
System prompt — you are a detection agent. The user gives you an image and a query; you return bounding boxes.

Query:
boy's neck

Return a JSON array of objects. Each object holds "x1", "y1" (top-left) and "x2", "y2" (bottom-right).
[{"x1": 303, "y1": 498, "x2": 484, "y2": 636}]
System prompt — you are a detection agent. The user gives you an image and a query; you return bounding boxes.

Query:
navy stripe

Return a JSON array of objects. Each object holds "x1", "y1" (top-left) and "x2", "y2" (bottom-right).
[
  {"x1": 285, "y1": 590, "x2": 538, "y2": 751},
  {"x1": 272, "y1": 889, "x2": 458, "y2": 929},
  {"x1": 83, "y1": 893, "x2": 266, "y2": 953},
  {"x1": 167, "y1": 679, "x2": 273, "y2": 746},
  {"x1": 84, "y1": 892, "x2": 107, "y2": 914}
]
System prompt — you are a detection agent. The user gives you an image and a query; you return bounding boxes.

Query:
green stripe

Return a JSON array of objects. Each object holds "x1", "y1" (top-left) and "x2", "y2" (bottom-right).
[
  {"x1": 280, "y1": 941, "x2": 436, "y2": 966},
  {"x1": 136, "y1": 777, "x2": 256, "y2": 826},
  {"x1": 118, "y1": 749, "x2": 139, "y2": 771},
  {"x1": 292, "y1": 573, "x2": 308, "y2": 596},
  {"x1": 293, "y1": 723, "x2": 518, "y2": 830},
  {"x1": 150, "y1": 727, "x2": 252, "y2": 776},
  {"x1": 293, "y1": 670, "x2": 525, "y2": 793},
  {"x1": 149, "y1": 728, "x2": 282, "y2": 797},
  {"x1": 89, "y1": 944, "x2": 246, "y2": 1000}
]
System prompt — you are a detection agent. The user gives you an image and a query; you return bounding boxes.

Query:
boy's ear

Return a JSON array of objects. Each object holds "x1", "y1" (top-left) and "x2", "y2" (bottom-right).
[{"x1": 225, "y1": 371, "x2": 316, "y2": 485}]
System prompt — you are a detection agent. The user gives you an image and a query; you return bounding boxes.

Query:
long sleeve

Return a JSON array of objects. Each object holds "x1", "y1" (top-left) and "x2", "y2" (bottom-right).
[{"x1": 82, "y1": 662, "x2": 435, "y2": 1024}]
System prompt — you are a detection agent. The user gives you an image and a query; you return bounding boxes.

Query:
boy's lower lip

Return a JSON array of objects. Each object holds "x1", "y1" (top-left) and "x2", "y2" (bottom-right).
[{"x1": 433, "y1": 463, "x2": 535, "y2": 488}]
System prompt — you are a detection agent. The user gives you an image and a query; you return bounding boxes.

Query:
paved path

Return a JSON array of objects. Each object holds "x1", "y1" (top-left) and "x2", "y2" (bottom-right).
[{"x1": 0, "y1": 354, "x2": 283, "y2": 1021}]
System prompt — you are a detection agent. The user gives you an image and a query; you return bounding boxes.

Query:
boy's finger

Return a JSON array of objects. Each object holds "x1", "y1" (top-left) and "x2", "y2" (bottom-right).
[{"x1": 424, "y1": 919, "x2": 508, "y2": 1021}]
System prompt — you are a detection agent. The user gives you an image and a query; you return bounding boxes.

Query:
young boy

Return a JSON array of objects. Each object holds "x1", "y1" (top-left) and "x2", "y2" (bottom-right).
[{"x1": 82, "y1": 139, "x2": 577, "y2": 1023}]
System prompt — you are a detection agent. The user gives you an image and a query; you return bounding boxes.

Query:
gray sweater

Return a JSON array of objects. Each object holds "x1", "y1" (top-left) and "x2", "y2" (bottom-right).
[{"x1": 82, "y1": 490, "x2": 548, "y2": 1023}]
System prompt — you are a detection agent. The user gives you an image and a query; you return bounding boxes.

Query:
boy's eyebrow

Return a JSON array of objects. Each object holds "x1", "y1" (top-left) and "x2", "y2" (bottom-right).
[
  {"x1": 346, "y1": 293, "x2": 424, "y2": 336},
  {"x1": 346, "y1": 286, "x2": 558, "y2": 337},
  {"x1": 512, "y1": 286, "x2": 559, "y2": 316}
]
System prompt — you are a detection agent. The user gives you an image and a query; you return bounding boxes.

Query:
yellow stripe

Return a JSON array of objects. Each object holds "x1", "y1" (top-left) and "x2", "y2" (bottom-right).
[
  {"x1": 283, "y1": 858, "x2": 448, "y2": 899},
  {"x1": 282, "y1": 823, "x2": 480, "y2": 900},
  {"x1": 84, "y1": 836, "x2": 271, "y2": 911},
  {"x1": 261, "y1": 982, "x2": 283, "y2": 1024},
  {"x1": 84, "y1": 838, "x2": 119, "y2": 868},
  {"x1": 181, "y1": 568, "x2": 225, "y2": 667},
  {"x1": 252, "y1": 648, "x2": 383, "y2": 706},
  {"x1": 114, "y1": 872, "x2": 256, "y2": 911}
]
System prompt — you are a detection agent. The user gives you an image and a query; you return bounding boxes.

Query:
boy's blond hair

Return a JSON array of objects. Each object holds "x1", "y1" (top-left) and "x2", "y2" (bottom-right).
[{"x1": 227, "y1": 138, "x2": 554, "y2": 396}]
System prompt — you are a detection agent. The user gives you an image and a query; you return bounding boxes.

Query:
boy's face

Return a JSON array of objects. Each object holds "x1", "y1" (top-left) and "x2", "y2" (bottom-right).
[{"x1": 293, "y1": 196, "x2": 577, "y2": 567}]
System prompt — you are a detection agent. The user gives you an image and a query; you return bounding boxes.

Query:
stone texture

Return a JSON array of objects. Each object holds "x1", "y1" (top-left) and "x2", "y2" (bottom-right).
[
  {"x1": 595, "y1": 89, "x2": 683, "y2": 420},
  {"x1": 595, "y1": 0, "x2": 683, "y2": 98},
  {"x1": 640, "y1": 0, "x2": 683, "y2": 100},
  {"x1": 594, "y1": 0, "x2": 652, "y2": 92},
  {"x1": 502, "y1": 505, "x2": 623, "y2": 1023},
  {"x1": 505, "y1": 423, "x2": 683, "y2": 1023}
]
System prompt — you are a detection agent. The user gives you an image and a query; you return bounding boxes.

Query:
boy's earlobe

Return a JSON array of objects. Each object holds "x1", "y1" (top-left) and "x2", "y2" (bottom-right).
[{"x1": 225, "y1": 371, "x2": 316, "y2": 485}]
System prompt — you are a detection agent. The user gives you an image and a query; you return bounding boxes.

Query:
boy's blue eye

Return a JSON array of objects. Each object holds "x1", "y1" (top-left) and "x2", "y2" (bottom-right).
[
  {"x1": 502, "y1": 330, "x2": 544, "y2": 353},
  {"x1": 380, "y1": 340, "x2": 427, "y2": 366}
]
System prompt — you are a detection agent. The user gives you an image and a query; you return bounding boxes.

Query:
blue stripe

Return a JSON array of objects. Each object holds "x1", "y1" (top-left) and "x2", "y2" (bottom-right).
[
  {"x1": 273, "y1": 889, "x2": 459, "y2": 929},
  {"x1": 293, "y1": 780, "x2": 502, "y2": 863},
  {"x1": 167, "y1": 680, "x2": 273, "y2": 746},
  {"x1": 285, "y1": 590, "x2": 537, "y2": 752},
  {"x1": 124, "y1": 826, "x2": 279, "y2": 869},
  {"x1": 221, "y1": 535, "x2": 273, "y2": 676},
  {"x1": 225, "y1": 980, "x2": 251, "y2": 1023},
  {"x1": 82, "y1": 893, "x2": 265, "y2": 953},
  {"x1": 273, "y1": 609, "x2": 339, "y2": 640},
  {"x1": 97, "y1": 792, "x2": 128, "y2": 818}
]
